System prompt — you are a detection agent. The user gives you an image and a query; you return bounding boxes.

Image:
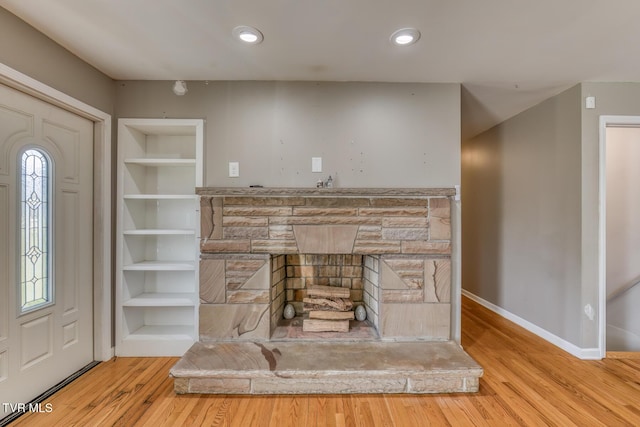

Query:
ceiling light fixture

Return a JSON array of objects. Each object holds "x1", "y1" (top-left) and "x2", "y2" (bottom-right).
[
  {"x1": 172, "y1": 80, "x2": 188, "y2": 96},
  {"x1": 390, "y1": 28, "x2": 421, "y2": 46},
  {"x1": 232, "y1": 26, "x2": 264, "y2": 44}
]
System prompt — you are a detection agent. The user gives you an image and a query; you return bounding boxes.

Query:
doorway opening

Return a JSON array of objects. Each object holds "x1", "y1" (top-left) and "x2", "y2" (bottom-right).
[{"x1": 599, "y1": 117, "x2": 640, "y2": 356}]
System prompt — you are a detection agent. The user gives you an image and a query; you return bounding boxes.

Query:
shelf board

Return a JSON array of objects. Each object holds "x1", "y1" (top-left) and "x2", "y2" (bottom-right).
[
  {"x1": 123, "y1": 229, "x2": 195, "y2": 236},
  {"x1": 120, "y1": 120, "x2": 200, "y2": 137},
  {"x1": 123, "y1": 261, "x2": 196, "y2": 271},
  {"x1": 123, "y1": 325, "x2": 195, "y2": 341},
  {"x1": 123, "y1": 293, "x2": 195, "y2": 307},
  {"x1": 123, "y1": 194, "x2": 197, "y2": 200},
  {"x1": 124, "y1": 158, "x2": 196, "y2": 167}
]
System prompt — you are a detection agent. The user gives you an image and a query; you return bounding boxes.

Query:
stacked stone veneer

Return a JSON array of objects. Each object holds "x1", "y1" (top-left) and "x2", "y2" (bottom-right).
[{"x1": 197, "y1": 187, "x2": 454, "y2": 342}]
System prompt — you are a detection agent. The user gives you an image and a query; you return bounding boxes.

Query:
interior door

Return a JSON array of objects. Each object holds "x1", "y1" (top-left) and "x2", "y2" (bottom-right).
[{"x1": 0, "y1": 84, "x2": 94, "y2": 418}]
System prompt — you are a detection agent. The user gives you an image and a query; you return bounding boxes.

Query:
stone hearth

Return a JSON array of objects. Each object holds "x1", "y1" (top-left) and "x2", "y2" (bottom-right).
[
  {"x1": 171, "y1": 187, "x2": 482, "y2": 394},
  {"x1": 172, "y1": 341, "x2": 482, "y2": 394}
]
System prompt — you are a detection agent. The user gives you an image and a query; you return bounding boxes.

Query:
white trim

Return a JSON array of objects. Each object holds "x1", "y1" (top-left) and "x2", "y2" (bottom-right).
[
  {"x1": 0, "y1": 62, "x2": 114, "y2": 361},
  {"x1": 451, "y1": 195, "x2": 462, "y2": 343},
  {"x1": 598, "y1": 116, "x2": 607, "y2": 359},
  {"x1": 462, "y1": 290, "x2": 601, "y2": 360},
  {"x1": 598, "y1": 115, "x2": 640, "y2": 360}
]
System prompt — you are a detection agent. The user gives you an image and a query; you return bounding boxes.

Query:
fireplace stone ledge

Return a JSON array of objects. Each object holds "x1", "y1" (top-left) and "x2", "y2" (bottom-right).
[
  {"x1": 171, "y1": 340, "x2": 483, "y2": 394},
  {"x1": 196, "y1": 187, "x2": 456, "y2": 197}
]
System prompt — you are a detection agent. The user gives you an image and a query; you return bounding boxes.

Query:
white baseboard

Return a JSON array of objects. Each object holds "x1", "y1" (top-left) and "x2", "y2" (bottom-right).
[{"x1": 462, "y1": 290, "x2": 602, "y2": 360}]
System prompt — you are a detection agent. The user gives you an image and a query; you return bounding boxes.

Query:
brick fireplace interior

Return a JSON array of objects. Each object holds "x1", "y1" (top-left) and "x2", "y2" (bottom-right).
[{"x1": 279, "y1": 254, "x2": 366, "y2": 314}]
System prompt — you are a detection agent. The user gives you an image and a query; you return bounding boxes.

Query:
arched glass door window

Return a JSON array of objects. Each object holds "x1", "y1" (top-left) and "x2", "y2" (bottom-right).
[{"x1": 19, "y1": 148, "x2": 53, "y2": 313}]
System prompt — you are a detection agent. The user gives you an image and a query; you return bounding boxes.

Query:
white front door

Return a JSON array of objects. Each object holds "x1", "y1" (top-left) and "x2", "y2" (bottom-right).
[{"x1": 0, "y1": 84, "x2": 94, "y2": 418}]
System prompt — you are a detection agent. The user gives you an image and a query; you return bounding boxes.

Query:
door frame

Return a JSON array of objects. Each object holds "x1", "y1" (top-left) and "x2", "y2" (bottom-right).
[
  {"x1": 0, "y1": 62, "x2": 113, "y2": 361},
  {"x1": 598, "y1": 115, "x2": 640, "y2": 358}
]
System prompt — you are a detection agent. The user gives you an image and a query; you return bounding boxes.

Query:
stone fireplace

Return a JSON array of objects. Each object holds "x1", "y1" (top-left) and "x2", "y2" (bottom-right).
[
  {"x1": 171, "y1": 187, "x2": 482, "y2": 394},
  {"x1": 197, "y1": 187, "x2": 453, "y2": 341}
]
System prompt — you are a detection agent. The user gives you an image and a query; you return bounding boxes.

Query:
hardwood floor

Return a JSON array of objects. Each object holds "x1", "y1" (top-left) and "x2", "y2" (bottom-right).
[{"x1": 9, "y1": 296, "x2": 640, "y2": 426}]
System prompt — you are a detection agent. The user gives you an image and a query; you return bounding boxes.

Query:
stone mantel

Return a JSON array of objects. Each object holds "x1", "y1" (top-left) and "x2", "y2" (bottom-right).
[{"x1": 196, "y1": 187, "x2": 456, "y2": 198}]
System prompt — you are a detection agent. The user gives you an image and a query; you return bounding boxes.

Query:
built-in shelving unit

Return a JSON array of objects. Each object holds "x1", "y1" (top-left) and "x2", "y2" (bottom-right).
[{"x1": 116, "y1": 118, "x2": 203, "y2": 356}]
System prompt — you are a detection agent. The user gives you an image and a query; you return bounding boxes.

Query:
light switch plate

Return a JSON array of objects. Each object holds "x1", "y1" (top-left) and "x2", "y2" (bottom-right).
[
  {"x1": 229, "y1": 162, "x2": 239, "y2": 177},
  {"x1": 312, "y1": 157, "x2": 322, "y2": 173}
]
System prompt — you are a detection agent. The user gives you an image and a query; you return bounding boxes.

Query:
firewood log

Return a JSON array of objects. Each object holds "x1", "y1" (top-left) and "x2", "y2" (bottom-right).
[
  {"x1": 308, "y1": 310, "x2": 355, "y2": 320},
  {"x1": 303, "y1": 297, "x2": 354, "y2": 312},
  {"x1": 306, "y1": 285, "x2": 350, "y2": 299},
  {"x1": 302, "y1": 319, "x2": 349, "y2": 332}
]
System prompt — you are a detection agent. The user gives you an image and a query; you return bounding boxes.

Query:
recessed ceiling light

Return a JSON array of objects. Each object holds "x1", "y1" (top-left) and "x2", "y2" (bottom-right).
[
  {"x1": 232, "y1": 26, "x2": 264, "y2": 44},
  {"x1": 390, "y1": 28, "x2": 421, "y2": 46}
]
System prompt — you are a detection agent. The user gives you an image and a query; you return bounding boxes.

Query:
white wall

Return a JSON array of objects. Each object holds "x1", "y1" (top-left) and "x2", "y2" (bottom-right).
[
  {"x1": 115, "y1": 80, "x2": 464, "y2": 341},
  {"x1": 605, "y1": 126, "x2": 640, "y2": 351},
  {"x1": 115, "y1": 81, "x2": 461, "y2": 188}
]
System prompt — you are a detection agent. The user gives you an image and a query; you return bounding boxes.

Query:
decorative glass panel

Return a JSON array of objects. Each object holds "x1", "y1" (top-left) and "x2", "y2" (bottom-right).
[{"x1": 19, "y1": 149, "x2": 52, "y2": 313}]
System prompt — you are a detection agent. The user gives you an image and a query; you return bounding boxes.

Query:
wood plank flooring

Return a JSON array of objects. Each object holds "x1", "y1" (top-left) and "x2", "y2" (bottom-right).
[{"x1": 9, "y1": 296, "x2": 640, "y2": 426}]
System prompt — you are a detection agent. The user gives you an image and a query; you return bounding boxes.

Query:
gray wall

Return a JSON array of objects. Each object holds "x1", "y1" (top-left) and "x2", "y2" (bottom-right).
[
  {"x1": 462, "y1": 84, "x2": 583, "y2": 346},
  {"x1": 0, "y1": 8, "x2": 115, "y2": 114},
  {"x1": 115, "y1": 81, "x2": 461, "y2": 188}
]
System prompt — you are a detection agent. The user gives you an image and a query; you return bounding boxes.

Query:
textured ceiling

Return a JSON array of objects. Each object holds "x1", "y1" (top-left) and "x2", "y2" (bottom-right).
[{"x1": 3, "y1": 0, "x2": 640, "y2": 138}]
